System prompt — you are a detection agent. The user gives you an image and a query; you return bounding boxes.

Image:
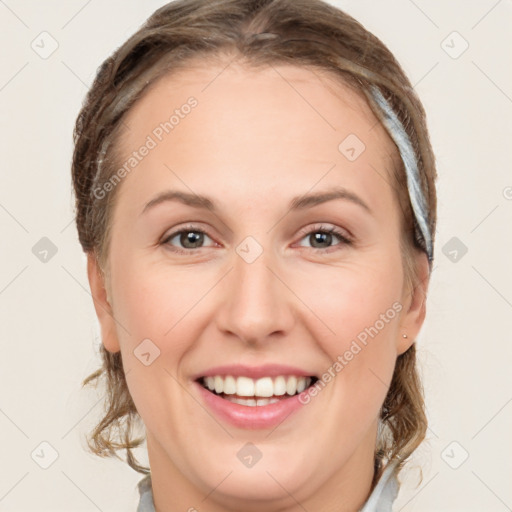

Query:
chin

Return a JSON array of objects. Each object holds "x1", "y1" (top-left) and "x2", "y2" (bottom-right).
[{"x1": 189, "y1": 444, "x2": 325, "y2": 505}]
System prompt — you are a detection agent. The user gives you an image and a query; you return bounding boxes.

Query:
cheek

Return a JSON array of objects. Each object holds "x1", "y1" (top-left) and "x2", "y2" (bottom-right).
[
  {"x1": 293, "y1": 259, "x2": 402, "y2": 414},
  {"x1": 111, "y1": 255, "x2": 207, "y2": 343},
  {"x1": 109, "y1": 261, "x2": 210, "y2": 430},
  {"x1": 293, "y1": 257, "x2": 403, "y2": 346}
]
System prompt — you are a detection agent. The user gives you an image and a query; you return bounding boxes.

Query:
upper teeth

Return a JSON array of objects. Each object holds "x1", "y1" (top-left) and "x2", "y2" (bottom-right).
[{"x1": 202, "y1": 375, "x2": 312, "y2": 397}]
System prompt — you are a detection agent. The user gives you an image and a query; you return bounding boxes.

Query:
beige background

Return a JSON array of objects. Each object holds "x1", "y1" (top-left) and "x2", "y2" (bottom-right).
[{"x1": 0, "y1": 0, "x2": 511, "y2": 510}]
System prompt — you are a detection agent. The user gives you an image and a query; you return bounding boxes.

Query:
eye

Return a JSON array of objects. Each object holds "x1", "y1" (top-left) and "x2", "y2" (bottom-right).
[
  {"x1": 295, "y1": 224, "x2": 353, "y2": 253},
  {"x1": 161, "y1": 225, "x2": 216, "y2": 254},
  {"x1": 161, "y1": 223, "x2": 353, "y2": 255}
]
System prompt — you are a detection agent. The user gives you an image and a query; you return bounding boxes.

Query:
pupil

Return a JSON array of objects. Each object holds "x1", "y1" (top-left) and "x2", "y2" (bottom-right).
[
  {"x1": 312, "y1": 232, "x2": 331, "y2": 248},
  {"x1": 181, "y1": 231, "x2": 203, "y2": 248}
]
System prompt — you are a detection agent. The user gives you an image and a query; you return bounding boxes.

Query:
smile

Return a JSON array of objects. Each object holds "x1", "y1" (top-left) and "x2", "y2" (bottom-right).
[{"x1": 193, "y1": 367, "x2": 320, "y2": 429}]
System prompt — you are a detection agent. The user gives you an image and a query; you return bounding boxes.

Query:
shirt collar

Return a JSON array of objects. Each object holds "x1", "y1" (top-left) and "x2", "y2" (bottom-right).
[{"x1": 137, "y1": 461, "x2": 399, "y2": 512}]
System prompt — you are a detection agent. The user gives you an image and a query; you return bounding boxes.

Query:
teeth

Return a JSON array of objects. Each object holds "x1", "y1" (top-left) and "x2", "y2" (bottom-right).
[
  {"x1": 214, "y1": 376, "x2": 224, "y2": 394},
  {"x1": 206, "y1": 376, "x2": 215, "y2": 391},
  {"x1": 254, "y1": 377, "x2": 273, "y2": 397},
  {"x1": 274, "y1": 376, "x2": 287, "y2": 395},
  {"x1": 201, "y1": 375, "x2": 313, "y2": 397},
  {"x1": 286, "y1": 376, "x2": 297, "y2": 395},
  {"x1": 224, "y1": 396, "x2": 281, "y2": 407},
  {"x1": 223, "y1": 375, "x2": 237, "y2": 394},
  {"x1": 236, "y1": 376, "x2": 255, "y2": 396}
]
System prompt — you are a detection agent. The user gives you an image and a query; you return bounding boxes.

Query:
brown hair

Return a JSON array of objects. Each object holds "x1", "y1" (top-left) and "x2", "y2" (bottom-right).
[{"x1": 73, "y1": 0, "x2": 436, "y2": 481}]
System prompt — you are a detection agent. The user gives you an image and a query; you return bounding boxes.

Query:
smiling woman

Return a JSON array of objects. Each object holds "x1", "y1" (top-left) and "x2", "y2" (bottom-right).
[{"x1": 71, "y1": 1, "x2": 437, "y2": 511}]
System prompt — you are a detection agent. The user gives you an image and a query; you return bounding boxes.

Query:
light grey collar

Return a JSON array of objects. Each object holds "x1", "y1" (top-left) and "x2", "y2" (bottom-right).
[
  {"x1": 359, "y1": 461, "x2": 399, "y2": 511},
  {"x1": 137, "y1": 461, "x2": 399, "y2": 512}
]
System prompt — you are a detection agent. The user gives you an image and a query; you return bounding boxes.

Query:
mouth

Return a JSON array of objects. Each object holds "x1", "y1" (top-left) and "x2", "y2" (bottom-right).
[{"x1": 196, "y1": 374, "x2": 320, "y2": 407}]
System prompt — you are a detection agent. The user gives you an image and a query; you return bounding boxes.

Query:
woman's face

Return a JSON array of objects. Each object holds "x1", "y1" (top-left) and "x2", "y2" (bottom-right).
[{"x1": 89, "y1": 60, "x2": 428, "y2": 509}]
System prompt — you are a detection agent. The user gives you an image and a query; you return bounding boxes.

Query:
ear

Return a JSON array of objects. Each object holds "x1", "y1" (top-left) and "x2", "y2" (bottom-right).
[
  {"x1": 397, "y1": 251, "x2": 430, "y2": 355},
  {"x1": 87, "y1": 252, "x2": 120, "y2": 353}
]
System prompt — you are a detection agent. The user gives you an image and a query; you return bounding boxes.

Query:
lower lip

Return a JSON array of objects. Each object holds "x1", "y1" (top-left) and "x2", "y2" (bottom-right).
[{"x1": 193, "y1": 381, "x2": 311, "y2": 429}]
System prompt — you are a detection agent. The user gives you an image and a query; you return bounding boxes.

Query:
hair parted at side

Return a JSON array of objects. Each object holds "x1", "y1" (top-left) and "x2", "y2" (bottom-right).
[{"x1": 73, "y1": 0, "x2": 436, "y2": 480}]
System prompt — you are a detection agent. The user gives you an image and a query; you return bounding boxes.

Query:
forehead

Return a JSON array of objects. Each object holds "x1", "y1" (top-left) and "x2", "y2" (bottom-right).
[
  {"x1": 123, "y1": 59, "x2": 385, "y2": 136},
  {"x1": 121, "y1": 58, "x2": 393, "y2": 146},
  {"x1": 115, "y1": 60, "x2": 398, "y2": 215}
]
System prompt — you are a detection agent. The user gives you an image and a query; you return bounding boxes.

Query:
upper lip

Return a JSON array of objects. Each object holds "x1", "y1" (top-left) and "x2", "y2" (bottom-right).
[{"x1": 192, "y1": 364, "x2": 317, "y2": 380}]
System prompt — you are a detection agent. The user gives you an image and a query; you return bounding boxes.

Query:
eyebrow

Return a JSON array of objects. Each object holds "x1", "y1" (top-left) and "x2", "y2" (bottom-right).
[{"x1": 141, "y1": 186, "x2": 372, "y2": 216}]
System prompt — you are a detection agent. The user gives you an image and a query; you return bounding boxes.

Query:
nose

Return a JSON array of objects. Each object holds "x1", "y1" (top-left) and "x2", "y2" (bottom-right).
[{"x1": 215, "y1": 242, "x2": 295, "y2": 346}]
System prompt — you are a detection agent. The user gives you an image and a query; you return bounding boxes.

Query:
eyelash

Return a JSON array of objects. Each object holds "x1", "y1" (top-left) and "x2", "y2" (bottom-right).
[{"x1": 161, "y1": 223, "x2": 353, "y2": 255}]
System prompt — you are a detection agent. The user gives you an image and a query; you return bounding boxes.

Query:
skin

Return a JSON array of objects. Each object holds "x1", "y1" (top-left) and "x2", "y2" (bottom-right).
[{"x1": 87, "y1": 58, "x2": 429, "y2": 512}]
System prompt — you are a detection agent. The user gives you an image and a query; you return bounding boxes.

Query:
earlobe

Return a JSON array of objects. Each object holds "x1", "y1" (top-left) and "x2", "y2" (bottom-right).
[
  {"x1": 86, "y1": 252, "x2": 121, "y2": 353},
  {"x1": 397, "y1": 332, "x2": 414, "y2": 355},
  {"x1": 397, "y1": 251, "x2": 430, "y2": 355}
]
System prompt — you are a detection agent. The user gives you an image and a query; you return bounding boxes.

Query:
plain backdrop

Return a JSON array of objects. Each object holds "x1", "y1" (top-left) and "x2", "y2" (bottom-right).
[{"x1": 0, "y1": 0, "x2": 511, "y2": 510}]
